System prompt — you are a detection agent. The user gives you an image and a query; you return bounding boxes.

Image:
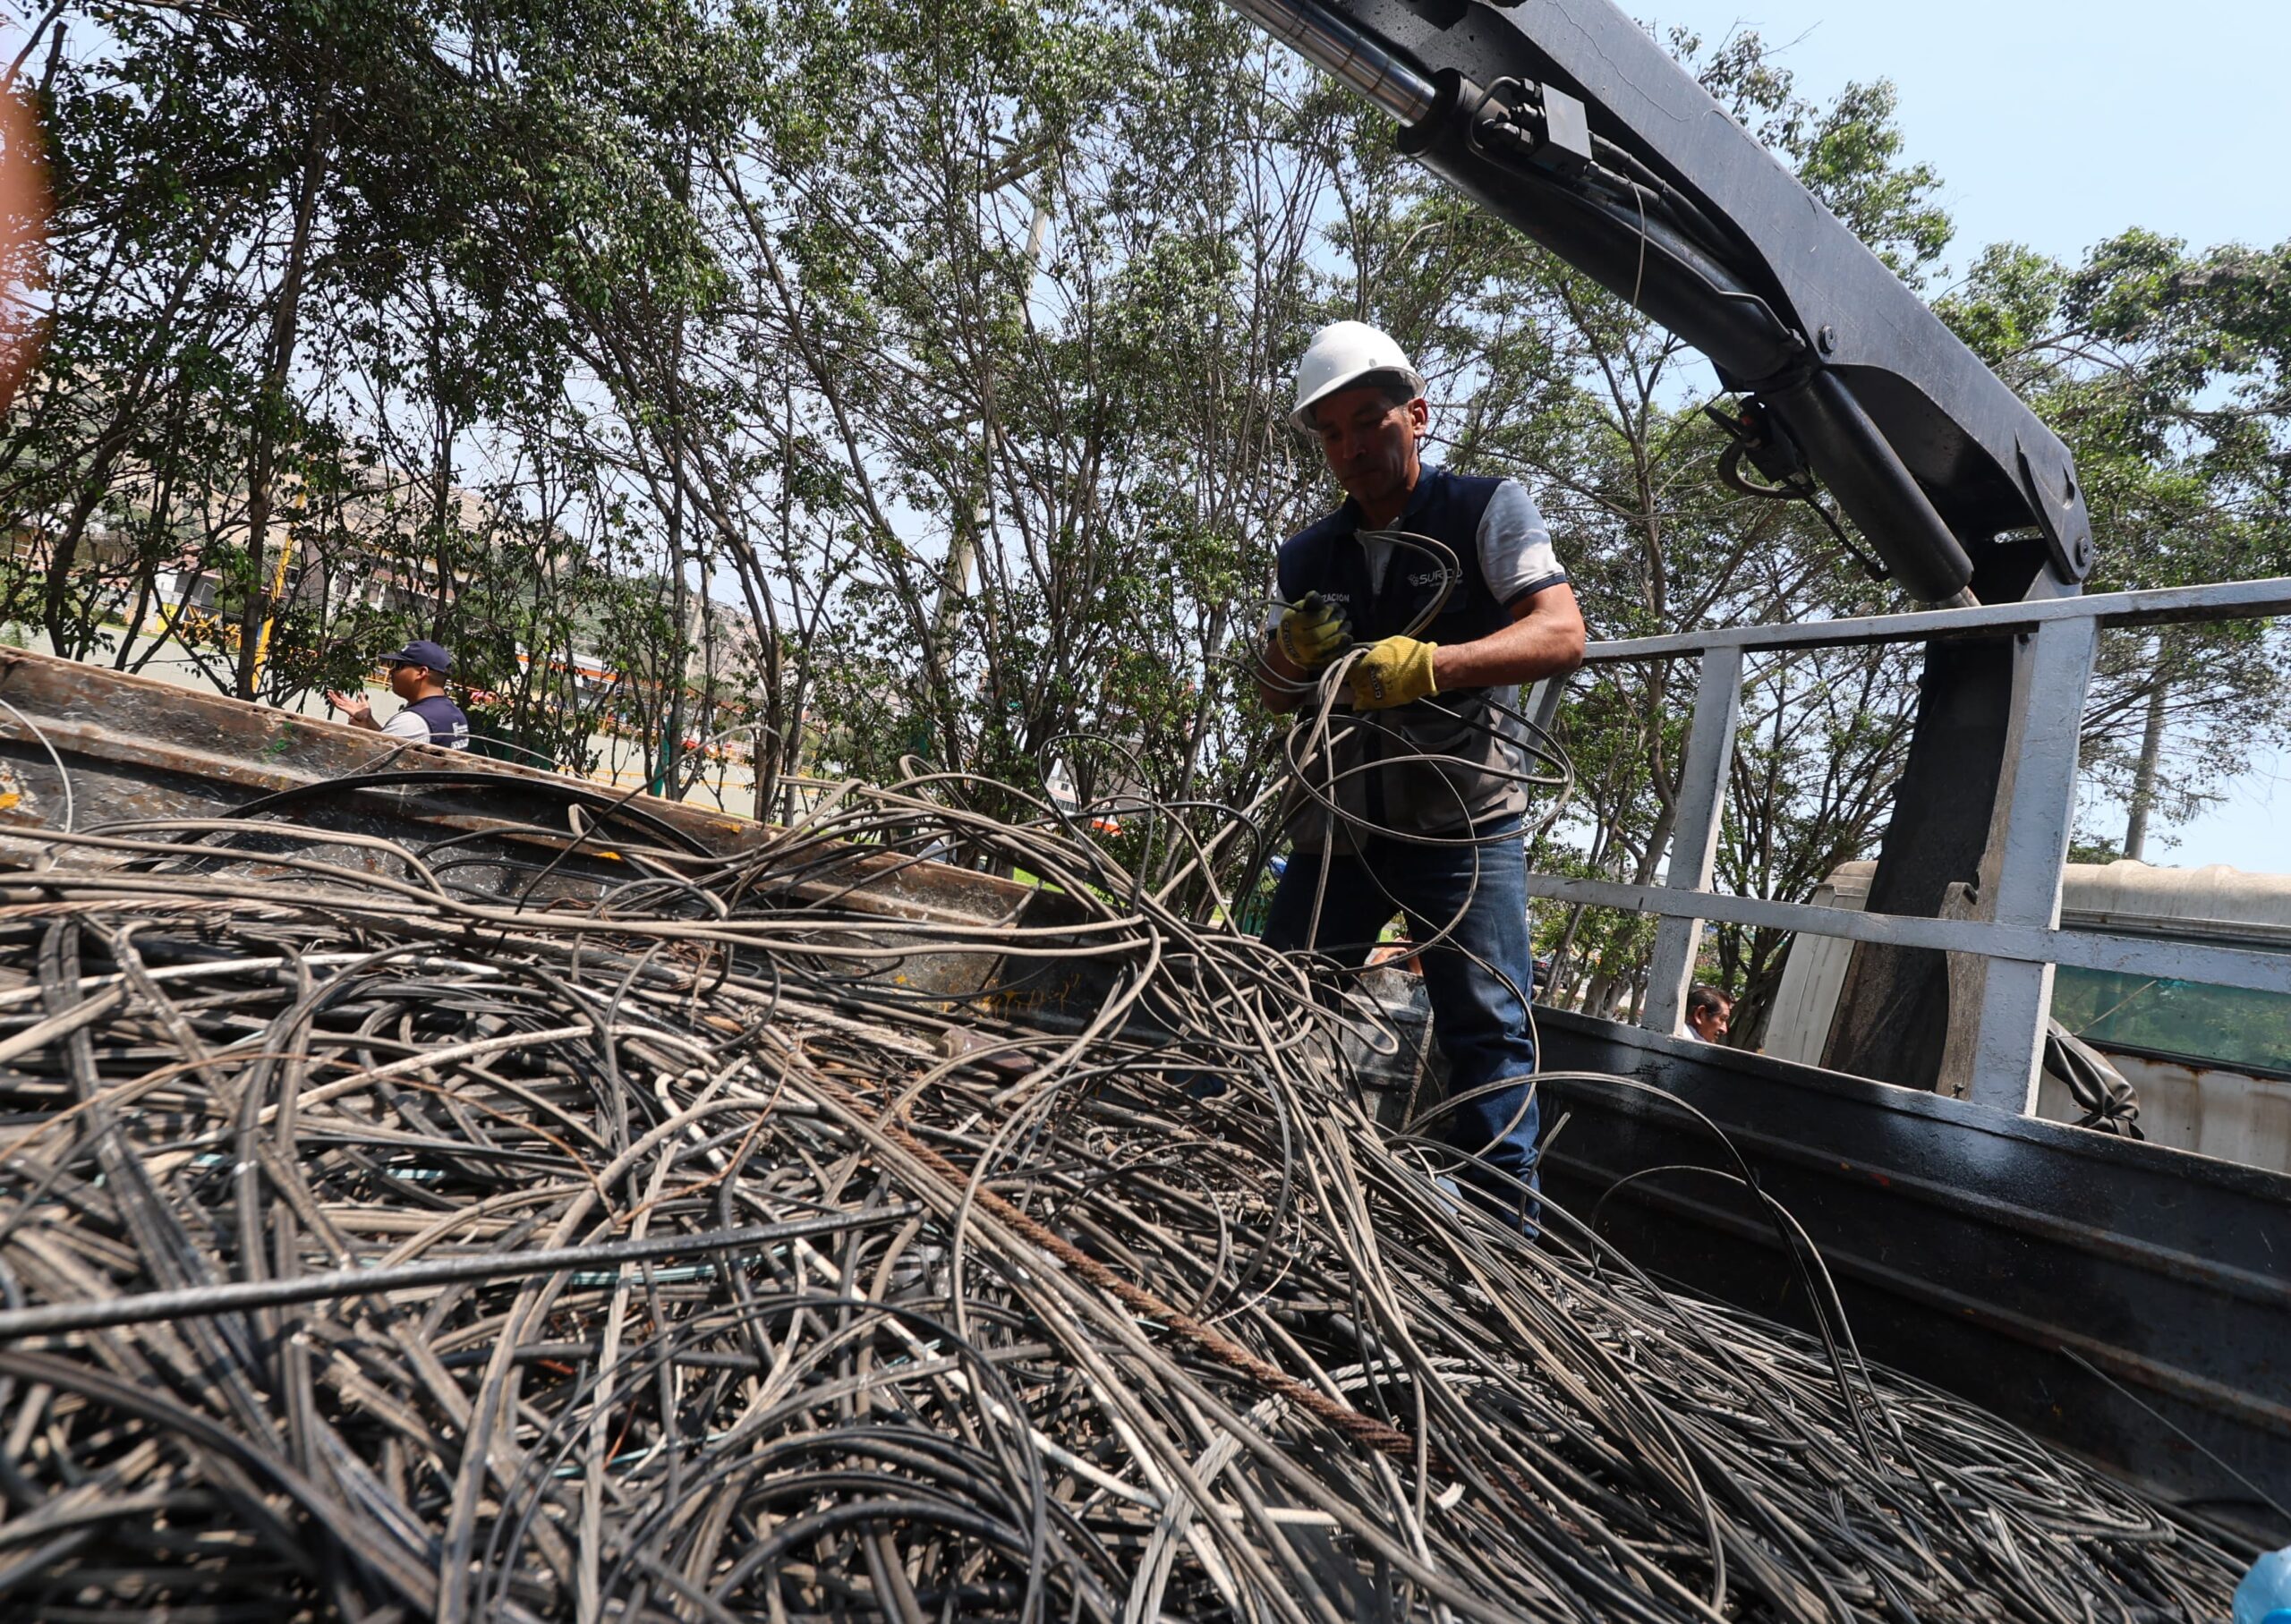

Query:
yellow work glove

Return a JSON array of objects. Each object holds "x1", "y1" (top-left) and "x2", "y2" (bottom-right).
[
  {"x1": 1347, "y1": 635, "x2": 1439, "y2": 710},
  {"x1": 1273, "y1": 591, "x2": 1350, "y2": 671}
]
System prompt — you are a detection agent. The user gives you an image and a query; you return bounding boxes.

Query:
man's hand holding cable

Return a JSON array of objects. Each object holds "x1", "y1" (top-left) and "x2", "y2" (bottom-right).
[
  {"x1": 1274, "y1": 593, "x2": 1349, "y2": 672},
  {"x1": 1345, "y1": 634, "x2": 1440, "y2": 710}
]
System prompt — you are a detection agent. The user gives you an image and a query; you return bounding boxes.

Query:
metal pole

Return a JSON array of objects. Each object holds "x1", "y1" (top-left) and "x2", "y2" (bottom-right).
[
  {"x1": 1641, "y1": 647, "x2": 1742, "y2": 1037},
  {"x1": 1963, "y1": 616, "x2": 2098, "y2": 1114},
  {"x1": 1219, "y1": 0, "x2": 1437, "y2": 124}
]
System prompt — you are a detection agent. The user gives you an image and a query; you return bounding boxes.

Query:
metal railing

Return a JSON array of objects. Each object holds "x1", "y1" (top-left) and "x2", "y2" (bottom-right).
[{"x1": 1520, "y1": 575, "x2": 2291, "y2": 1114}]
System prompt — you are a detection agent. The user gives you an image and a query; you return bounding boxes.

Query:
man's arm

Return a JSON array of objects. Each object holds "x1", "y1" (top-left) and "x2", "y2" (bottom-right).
[
  {"x1": 326, "y1": 689, "x2": 382, "y2": 732},
  {"x1": 325, "y1": 691, "x2": 431, "y2": 741},
  {"x1": 1265, "y1": 583, "x2": 1584, "y2": 711},
  {"x1": 1257, "y1": 637, "x2": 1311, "y2": 715},
  {"x1": 1431, "y1": 582, "x2": 1586, "y2": 690}
]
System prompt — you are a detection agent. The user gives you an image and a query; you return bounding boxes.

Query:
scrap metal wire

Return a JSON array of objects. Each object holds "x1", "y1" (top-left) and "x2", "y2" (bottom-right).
[{"x1": 0, "y1": 760, "x2": 2244, "y2": 1622}]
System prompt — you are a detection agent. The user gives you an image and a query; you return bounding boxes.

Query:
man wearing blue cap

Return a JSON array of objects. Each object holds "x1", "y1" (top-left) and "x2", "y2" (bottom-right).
[{"x1": 327, "y1": 640, "x2": 470, "y2": 750}]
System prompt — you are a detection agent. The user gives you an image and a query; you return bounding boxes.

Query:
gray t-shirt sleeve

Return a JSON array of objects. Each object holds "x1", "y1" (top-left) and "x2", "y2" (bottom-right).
[
  {"x1": 380, "y1": 709, "x2": 432, "y2": 743},
  {"x1": 1478, "y1": 480, "x2": 1567, "y2": 606}
]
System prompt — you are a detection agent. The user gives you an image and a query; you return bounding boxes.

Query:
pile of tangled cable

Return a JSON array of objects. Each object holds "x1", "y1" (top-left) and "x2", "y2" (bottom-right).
[{"x1": 0, "y1": 777, "x2": 2240, "y2": 1622}]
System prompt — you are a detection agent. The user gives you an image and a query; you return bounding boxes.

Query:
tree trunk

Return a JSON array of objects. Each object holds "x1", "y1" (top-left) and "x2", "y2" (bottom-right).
[
  {"x1": 2123, "y1": 669, "x2": 2168, "y2": 860},
  {"x1": 34, "y1": 220, "x2": 221, "y2": 656},
  {"x1": 233, "y1": 110, "x2": 331, "y2": 701}
]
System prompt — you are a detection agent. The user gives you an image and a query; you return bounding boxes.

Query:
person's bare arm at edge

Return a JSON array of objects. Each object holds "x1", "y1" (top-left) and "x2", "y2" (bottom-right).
[{"x1": 1433, "y1": 582, "x2": 1586, "y2": 691}]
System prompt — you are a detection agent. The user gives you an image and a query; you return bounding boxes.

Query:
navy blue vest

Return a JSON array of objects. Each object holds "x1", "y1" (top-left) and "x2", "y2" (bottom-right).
[
  {"x1": 1273, "y1": 467, "x2": 1529, "y2": 842},
  {"x1": 1274, "y1": 466, "x2": 1514, "y2": 661},
  {"x1": 405, "y1": 693, "x2": 470, "y2": 750}
]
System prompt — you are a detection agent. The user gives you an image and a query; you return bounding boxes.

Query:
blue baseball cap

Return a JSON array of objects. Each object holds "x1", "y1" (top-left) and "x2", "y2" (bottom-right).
[{"x1": 381, "y1": 639, "x2": 454, "y2": 673}]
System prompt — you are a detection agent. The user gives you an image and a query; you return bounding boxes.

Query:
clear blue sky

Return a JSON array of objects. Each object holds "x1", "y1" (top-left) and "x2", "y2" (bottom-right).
[
  {"x1": 1651, "y1": 0, "x2": 2290, "y2": 869},
  {"x1": 1648, "y1": 0, "x2": 2291, "y2": 266}
]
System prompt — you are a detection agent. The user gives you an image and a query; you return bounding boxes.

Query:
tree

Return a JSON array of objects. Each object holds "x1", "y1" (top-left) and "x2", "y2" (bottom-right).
[
  {"x1": 6, "y1": 0, "x2": 2285, "y2": 986},
  {"x1": 1942, "y1": 233, "x2": 2291, "y2": 853}
]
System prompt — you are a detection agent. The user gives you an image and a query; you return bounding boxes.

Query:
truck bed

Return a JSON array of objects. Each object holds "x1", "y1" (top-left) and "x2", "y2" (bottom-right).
[{"x1": 1530, "y1": 1009, "x2": 2291, "y2": 1547}]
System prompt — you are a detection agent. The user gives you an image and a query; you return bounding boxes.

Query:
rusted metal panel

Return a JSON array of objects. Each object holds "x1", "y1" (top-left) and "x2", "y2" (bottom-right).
[
  {"x1": 2045, "y1": 1048, "x2": 2291, "y2": 1177},
  {"x1": 0, "y1": 648, "x2": 1086, "y2": 1001}
]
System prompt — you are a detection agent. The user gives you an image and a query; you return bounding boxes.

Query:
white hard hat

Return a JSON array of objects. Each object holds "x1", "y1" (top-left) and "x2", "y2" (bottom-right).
[{"x1": 1290, "y1": 320, "x2": 1425, "y2": 432}]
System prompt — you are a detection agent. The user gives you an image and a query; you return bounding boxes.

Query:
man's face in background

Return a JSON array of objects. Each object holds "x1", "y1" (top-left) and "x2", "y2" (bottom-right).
[{"x1": 1688, "y1": 998, "x2": 1733, "y2": 1043}]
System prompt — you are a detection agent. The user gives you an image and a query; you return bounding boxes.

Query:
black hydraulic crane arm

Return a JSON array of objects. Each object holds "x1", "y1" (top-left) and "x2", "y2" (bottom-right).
[{"x1": 1227, "y1": 0, "x2": 2093, "y2": 606}]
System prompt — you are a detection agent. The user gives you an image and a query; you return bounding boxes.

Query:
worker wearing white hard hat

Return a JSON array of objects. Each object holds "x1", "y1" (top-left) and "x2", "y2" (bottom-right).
[
  {"x1": 1254, "y1": 319, "x2": 1587, "y2": 1229},
  {"x1": 1286, "y1": 319, "x2": 1427, "y2": 433}
]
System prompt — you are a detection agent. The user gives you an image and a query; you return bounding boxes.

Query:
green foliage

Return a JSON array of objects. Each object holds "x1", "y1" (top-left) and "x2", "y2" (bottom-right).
[
  {"x1": 1942, "y1": 233, "x2": 2291, "y2": 842},
  {"x1": 3, "y1": 1, "x2": 2284, "y2": 1004}
]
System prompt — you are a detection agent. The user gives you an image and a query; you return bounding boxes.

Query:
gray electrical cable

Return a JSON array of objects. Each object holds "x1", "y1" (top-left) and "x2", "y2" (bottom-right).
[{"x1": 0, "y1": 771, "x2": 2236, "y2": 1621}]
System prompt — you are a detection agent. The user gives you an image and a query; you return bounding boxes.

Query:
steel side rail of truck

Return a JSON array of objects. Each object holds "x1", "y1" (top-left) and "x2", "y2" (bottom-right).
[
  {"x1": 1495, "y1": 575, "x2": 2291, "y2": 1549},
  {"x1": 1768, "y1": 858, "x2": 2291, "y2": 1176}
]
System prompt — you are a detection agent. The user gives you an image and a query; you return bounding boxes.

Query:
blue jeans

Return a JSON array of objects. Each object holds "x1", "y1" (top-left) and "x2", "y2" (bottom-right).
[{"x1": 1264, "y1": 821, "x2": 1541, "y2": 1217}]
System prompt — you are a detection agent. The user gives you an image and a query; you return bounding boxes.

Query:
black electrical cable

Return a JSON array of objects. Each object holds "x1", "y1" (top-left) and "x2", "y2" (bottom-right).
[{"x1": 1718, "y1": 436, "x2": 1892, "y2": 584}]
